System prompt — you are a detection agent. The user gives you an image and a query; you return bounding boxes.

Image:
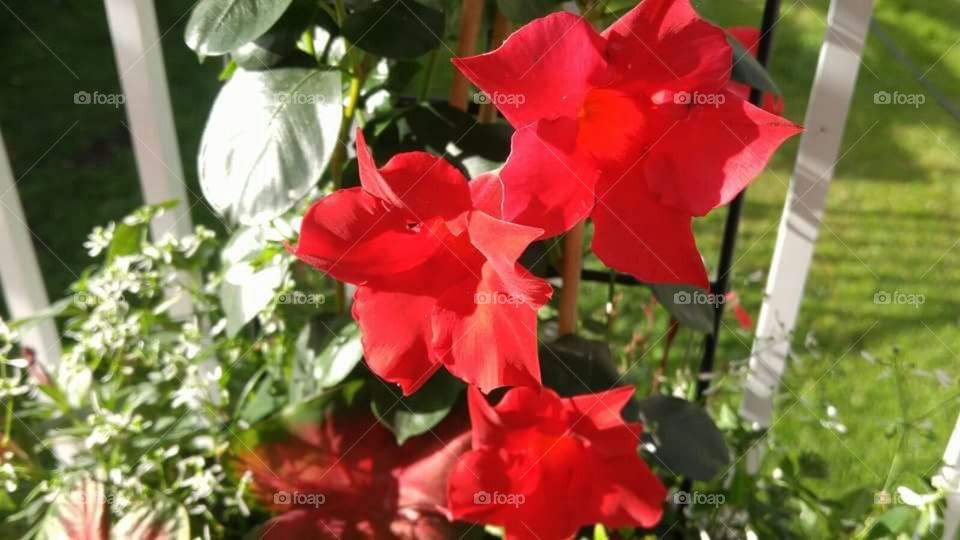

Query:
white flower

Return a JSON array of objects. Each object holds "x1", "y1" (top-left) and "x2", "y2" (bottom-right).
[
  {"x1": 83, "y1": 223, "x2": 115, "y2": 257},
  {"x1": 896, "y1": 486, "x2": 939, "y2": 507}
]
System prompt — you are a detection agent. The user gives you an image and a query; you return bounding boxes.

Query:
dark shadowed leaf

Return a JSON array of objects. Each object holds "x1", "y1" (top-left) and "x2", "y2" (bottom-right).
[
  {"x1": 342, "y1": 0, "x2": 445, "y2": 59},
  {"x1": 727, "y1": 35, "x2": 781, "y2": 95},
  {"x1": 185, "y1": 0, "x2": 295, "y2": 56},
  {"x1": 636, "y1": 395, "x2": 730, "y2": 481},
  {"x1": 371, "y1": 370, "x2": 464, "y2": 444},
  {"x1": 496, "y1": 0, "x2": 556, "y2": 24},
  {"x1": 651, "y1": 283, "x2": 715, "y2": 334}
]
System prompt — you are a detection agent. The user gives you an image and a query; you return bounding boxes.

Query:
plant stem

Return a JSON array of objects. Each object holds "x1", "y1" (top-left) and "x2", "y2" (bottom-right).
[
  {"x1": 419, "y1": 50, "x2": 439, "y2": 103},
  {"x1": 557, "y1": 222, "x2": 585, "y2": 335}
]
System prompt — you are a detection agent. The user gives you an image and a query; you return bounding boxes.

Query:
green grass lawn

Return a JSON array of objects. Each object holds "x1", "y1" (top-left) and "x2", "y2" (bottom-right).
[{"x1": 1, "y1": 0, "x2": 958, "y2": 505}]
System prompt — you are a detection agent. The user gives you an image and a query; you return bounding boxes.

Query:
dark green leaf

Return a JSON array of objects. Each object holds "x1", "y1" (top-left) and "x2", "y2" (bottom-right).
[
  {"x1": 635, "y1": 395, "x2": 730, "y2": 481},
  {"x1": 290, "y1": 316, "x2": 364, "y2": 403},
  {"x1": 650, "y1": 283, "x2": 715, "y2": 334},
  {"x1": 797, "y1": 451, "x2": 829, "y2": 479},
  {"x1": 238, "y1": 372, "x2": 285, "y2": 423},
  {"x1": 232, "y1": 0, "x2": 317, "y2": 70},
  {"x1": 342, "y1": 0, "x2": 445, "y2": 59},
  {"x1": 185, "y1": 0, "x2": 295, "y2": 56},
  {"x1": 539, "y1": 335, "x2": 624, "y2": 394},
  {"x1": 371, "y1": 370, "x2": 464, "y2": 444},
  {"x1": 496, "y1": 0, "x2": 555, "y2": 24},
  {"x1": 727, "y1": 34, "x2": 781, "y2": 95},
  {"x1": 199, "y1": 68, "x2": 342, "y2": 225}
]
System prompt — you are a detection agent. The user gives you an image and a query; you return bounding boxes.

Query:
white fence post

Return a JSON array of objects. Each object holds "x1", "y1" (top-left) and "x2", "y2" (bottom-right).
[
  {"x1": 739, "y1": 0, "x2": 876, "y2": 470},
  {"x1": 940, "y1": 414, "x2": 960, "y2": 539},
  {"x1": 0, "y1": 132, "x2": 63, "y2": 371},
  {"x1": 104, "y1": 0, "x2": 194, "y2": 316},
  {"x1": 103, "y1": 0, "x2": 193, "y2": 240}
]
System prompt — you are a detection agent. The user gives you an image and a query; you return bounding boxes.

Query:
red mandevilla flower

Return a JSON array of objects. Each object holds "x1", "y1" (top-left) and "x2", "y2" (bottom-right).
[
  {"x1": 447, "y1": 386, "x2": 667, "y2": 539},
  {"x1": 292, "y1": 130, "x2": 552, "y2": 395},
  {"x1": 238, "y1": 411, "x2": 471, "y2": 539},
  {"x1": 453, "y1": 0, "x2": 802, "y2": 289}
]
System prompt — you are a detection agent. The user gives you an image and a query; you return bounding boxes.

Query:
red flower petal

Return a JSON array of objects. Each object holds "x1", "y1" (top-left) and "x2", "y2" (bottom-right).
[
  {"x1": 452, "y1": 12, "x2": 609, "y2": 127},
  {"x1": 589, "y1": 454, "x2": 666, "y2": 528},
  {"x1": 352, "y1": 286, "x2": 442, "y2": 395},
  {"x1": 467, "y1": 211, "x2": 551, "y2": 305},
  {"x1": 449, "y1": 387, "x2": 666, "y2": 539},
  {"x1": 356, "y1": 129, "x2": 472, "y2": 222},
  {"x1": 468, "y1": 173, "x2": 504, "y2": 219},
  {"x1": 644, "y1": 91, "x2": 802, "y2": 216},
  {"x1": 431, "y1": 266, "x2": 543, "y2": 393},
  {"x1": 603, "y1": 0, "x2": 731, "y2": 93},
  {"x1": 294, "y1": 188, "x2": 447, "y2": 285},
  {"x1": 592, "y1": 170, "x2": 709, "y2": 289},
  {"x1": 500, "y1": 121, "x2": 601, "y2": 238}
]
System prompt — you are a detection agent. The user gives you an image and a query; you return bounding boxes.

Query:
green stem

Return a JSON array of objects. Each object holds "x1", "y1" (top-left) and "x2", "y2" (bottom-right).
[{"x1": 419, "y1": 49, "x2": 439, "y2": 102}]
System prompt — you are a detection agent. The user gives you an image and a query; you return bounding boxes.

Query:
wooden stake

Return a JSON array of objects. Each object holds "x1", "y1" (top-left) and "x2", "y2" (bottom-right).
[
  {"x1": 557, "y1": 222, "x2": 585, "y2": 335},
  {"x1": 449, "y1": 0, "x2": 485, "y2": 110},
  {"x1": 478, "y1": 11, "x2": 512, "y2": 123}
]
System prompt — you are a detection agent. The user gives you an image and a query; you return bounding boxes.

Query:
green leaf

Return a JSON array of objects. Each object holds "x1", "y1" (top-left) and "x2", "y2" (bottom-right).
[
  {"x1": 185, "y1": 0, "x2": 295, "y2": 56},
  {"x1": 650, "y1": 283, "x2": 715, "y2": 334},
  {"x1": 371, "y1": 370, "x2": 464, "y2": 444},
  {"x1": 232, "y1": 0, "x2": 316, "y2": 70},
  {"x1": 290, "y1": 316, "x2": 364, "y2": 403},
  {"x1": 342, "y1": 0, "x2": 445, "y2": 59},
  {"x1": 199, "y1": 68, "x2": 342, "y2": 225},
  {"x1": 496, "y1": 0, "x2": 555, "y2": 24},
  {"x1": 112, "y1": 500, "x2": 190, "y2": 540},
  {"x1": 539, "y1": 335, "x2": 629, "y2": 405},
  {"x1": 727, "y1": 34, "x2": 781, "y2": 95},
  {"x1": 107, "y1": 200, "x2": 179, "y2": 261},
  {"x1": 867, "y1": 506, "x2": 916, "y2": 539},
  {"x1": 37, "y1": 475, "x2": 108, "y2": 540},
  {"x1": 238, "y1": 371, "x2": 285, "y2": 424},
  {"x1": 219, "y1": 226, "x2": 289, "y2": 337},
  {"x1": 797, "y1": 451, "x2": 829, "y2": 479},
  {"x1": 635, "y1": 395, "x2": 730, "y2": 481}
]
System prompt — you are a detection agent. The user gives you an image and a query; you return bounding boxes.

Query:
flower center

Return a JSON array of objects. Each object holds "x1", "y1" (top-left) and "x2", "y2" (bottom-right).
[{"x1": 576, "y1": 87, "x2": 647, "y2": 164}]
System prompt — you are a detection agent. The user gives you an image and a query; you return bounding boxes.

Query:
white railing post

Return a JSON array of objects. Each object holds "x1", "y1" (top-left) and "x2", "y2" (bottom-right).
[
  {"x1": 0, "y1": 132, "x2": 63, "y2": 371},
  {"x1": 940, "y1": 414, "x2": 960, "y2": 539},
  {"x1": 103, "y1": 0, "x2": 193, "y2": 240},
  {"x1": 739, "y1": 0, "x2": 876, "y2": 471},
  {"x1": 104, "y1": 0, "x2": 194, "y2": 316}
]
